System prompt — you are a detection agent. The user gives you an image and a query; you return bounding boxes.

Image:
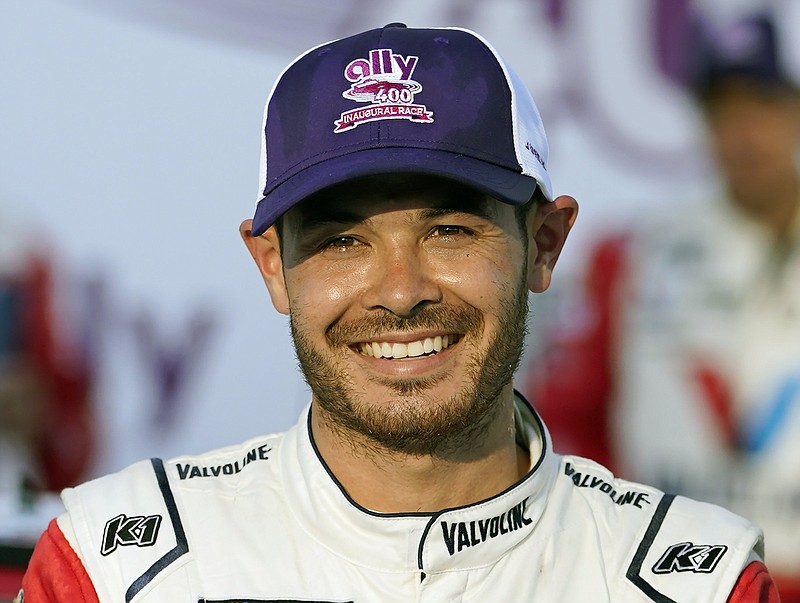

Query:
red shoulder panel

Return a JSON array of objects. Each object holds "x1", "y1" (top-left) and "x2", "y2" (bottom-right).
[
  {"x1": 727, "y1": 561, "x2": 780, "y2": 603},
  {"x1": 21, "y1": 518, "x2": 99, "y2": 602}
]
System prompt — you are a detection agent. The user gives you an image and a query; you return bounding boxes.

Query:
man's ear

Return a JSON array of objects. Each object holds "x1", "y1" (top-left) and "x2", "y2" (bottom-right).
[
  {"x1": 239, "y1": 219, "x2": 290, "y2": 315},
  {"x1": 526, "y1": 195, "x2": 579, "y2": 293}
]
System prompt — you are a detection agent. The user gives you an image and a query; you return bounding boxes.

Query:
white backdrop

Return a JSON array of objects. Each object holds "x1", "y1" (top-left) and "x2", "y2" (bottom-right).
[{"x1": 2, "y1": 0, "x2": 799, "y2": 478}]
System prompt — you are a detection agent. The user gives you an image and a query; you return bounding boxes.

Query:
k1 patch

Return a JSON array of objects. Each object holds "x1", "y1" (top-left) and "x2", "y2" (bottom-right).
[
  {"x1": 652, "y1": 542, "x2": 728, "y2": 574},
  {"x1": 101, "y1": 513, "x2": 162, "y2": 555}
]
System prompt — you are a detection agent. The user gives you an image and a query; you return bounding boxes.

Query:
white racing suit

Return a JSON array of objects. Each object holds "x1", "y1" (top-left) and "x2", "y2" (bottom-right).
[{"x1": 21, "y1": 394, "x2": 766, "y2": 602}]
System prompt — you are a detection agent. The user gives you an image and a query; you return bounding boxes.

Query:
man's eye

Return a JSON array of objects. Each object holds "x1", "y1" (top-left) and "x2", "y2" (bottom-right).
[
  {"x1": 324, "y1": 236, "x2": 360, "y2": 250},
  {"x1": 431, "y1": 225, "x2": 470, "y2": 237}
]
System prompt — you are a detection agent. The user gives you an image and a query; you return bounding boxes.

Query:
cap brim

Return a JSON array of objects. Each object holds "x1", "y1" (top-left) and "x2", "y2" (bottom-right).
[{"x1": 251, "y1": 147, "x2": 542, "y2": 236}]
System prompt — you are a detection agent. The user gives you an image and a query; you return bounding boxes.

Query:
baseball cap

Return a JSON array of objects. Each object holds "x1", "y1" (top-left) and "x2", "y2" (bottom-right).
[
  {"x1": 690, "y1": 14, "x2": 798, "y2": 98},
  {"x1": 251, "y1": 23, "x2": 552, "y2": 236}
]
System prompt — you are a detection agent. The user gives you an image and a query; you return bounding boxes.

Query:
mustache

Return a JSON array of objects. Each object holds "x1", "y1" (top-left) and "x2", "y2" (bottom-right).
[{"x1": 326, "y1": 304, "x2": 483, "y2": 345}]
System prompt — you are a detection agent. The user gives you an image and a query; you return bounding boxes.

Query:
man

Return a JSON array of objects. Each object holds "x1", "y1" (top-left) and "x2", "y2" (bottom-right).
[
  {"x1": 19, "y1": 23, "x2": 776, "y2": 602},
  {"x1": 527, "y1": 13, "x2": 800, "y2": 601}
]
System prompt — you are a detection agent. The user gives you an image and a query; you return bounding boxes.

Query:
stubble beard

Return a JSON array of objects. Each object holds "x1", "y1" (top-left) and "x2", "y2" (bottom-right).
[{"x1": 290, "y1": 275, "x2": 529, "y2": 458}]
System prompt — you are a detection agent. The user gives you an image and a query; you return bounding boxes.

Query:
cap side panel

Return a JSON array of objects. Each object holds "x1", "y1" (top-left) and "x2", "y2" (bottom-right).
[
  {"x1": 507, "y1": 66, "x2": 553, "y2": 200},
  {"x1": 446, "y1": 27, "x2": 553, "y2": 201}
]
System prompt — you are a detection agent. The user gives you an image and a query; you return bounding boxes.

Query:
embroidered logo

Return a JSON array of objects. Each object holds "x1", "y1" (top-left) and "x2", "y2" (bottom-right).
[
  {"x1": 101, "y1": 514, "x2": 162, "y2": 556},
  {"x1": 176, "y1": 443, "x2": 271, "y2": 480},
  {"x1": 652, "y1": 542, "x2": 728, "y2": 574},
  {"x1": 440, "y1": 497, "x2": 533, "y2": 556},
  {"x1": 334, "y1": 48, "x2": 433, "y2": 133},
  {"x1": 563, "y1": 462, "x2": 650, "y2": 509},
  {"x1": 525, "y1": 140, "x2": 546, "y2": 169}
]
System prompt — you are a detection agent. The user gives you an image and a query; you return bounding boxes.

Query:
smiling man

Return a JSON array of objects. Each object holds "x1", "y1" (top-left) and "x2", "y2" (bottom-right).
[{"x1": 20, "y1": 23, "x2": 778, "y2": 602}]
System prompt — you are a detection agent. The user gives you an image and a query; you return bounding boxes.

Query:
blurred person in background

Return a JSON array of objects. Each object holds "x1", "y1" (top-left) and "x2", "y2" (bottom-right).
[
  {"x1": 0, "y1": 210, "x2": 94, "y2": 505},
  {"x1": 526, "y1": 12, "x2": 800, "y2": 600}
]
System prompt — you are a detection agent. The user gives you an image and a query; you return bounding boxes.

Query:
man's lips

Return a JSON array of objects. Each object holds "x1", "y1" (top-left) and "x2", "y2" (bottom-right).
[{"x1": 355, "y1": 334, "x2": 461, "y2": 359}]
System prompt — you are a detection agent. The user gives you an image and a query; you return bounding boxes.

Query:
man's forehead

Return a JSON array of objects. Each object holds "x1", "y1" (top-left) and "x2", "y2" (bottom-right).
[{"x1": 288, "y1": 174, "x2": 499, "y2": 226}]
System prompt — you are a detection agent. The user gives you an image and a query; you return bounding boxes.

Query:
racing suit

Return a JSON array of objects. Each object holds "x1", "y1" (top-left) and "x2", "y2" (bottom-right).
[
  {"x1": 20, "y1": 394, "x2": 775, "y2": 602},
  {"x1": 526, "y1": 192, "x2": 800, "y2": 600}
]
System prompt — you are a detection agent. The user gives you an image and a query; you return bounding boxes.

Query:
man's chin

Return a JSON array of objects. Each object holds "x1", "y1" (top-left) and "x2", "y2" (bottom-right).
[
  {"x1": 369, "y1": 376, "x2": 453, "y2": 398},
  {"x1": 336, "y1": 389, "x2": 497, "y2": 456}
]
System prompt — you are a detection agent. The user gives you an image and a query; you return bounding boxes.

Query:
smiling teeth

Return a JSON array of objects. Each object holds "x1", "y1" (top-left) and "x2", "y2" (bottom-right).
[{"x1": 359, "y1": 335, "x2": 455, "y2": 359}]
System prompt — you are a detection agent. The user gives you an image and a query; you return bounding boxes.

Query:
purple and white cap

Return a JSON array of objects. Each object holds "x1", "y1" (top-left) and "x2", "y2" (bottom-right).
[{"x1": 252, "y1": 23, "x2": 552, "y2": 235}]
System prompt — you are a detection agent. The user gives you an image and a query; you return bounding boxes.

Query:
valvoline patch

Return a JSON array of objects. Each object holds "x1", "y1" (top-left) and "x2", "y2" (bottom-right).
[{"x1": 334, "y1": 48, "x2": 434, "y2": 133}]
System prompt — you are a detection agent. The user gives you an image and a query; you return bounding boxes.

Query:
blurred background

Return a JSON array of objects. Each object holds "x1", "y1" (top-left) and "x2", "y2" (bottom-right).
[{"x1": 2, "y1": 0, "x2": 800, "y2": 599}]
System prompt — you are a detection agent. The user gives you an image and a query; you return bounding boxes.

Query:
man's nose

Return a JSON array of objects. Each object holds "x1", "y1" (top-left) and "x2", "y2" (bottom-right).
[{"x1": 362, "y1": 244, "x2": 442, "y2": 316}]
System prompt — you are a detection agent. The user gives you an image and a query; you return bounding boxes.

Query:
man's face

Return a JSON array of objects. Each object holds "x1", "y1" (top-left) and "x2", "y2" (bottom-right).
[
  {"x1": 704, "y1": 81, "x2": 800, "y2": 205},
  {"x1": 277, "y1": 176, "x2": 531, "y2": 456}
]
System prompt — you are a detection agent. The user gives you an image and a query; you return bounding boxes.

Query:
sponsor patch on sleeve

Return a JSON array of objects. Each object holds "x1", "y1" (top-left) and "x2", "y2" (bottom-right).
[
  {"x1": 652, "y1": 542, "x2": 728, "y2": 574},
  {"x1": 101, "y1": 514, "x2": 162, "y2": 556}
]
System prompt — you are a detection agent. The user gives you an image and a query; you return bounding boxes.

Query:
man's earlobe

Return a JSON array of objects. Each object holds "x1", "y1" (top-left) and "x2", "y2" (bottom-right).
[
  {"x1": 527, "y1": 195, "x2": 579, "y2": 293},
  {"x1": 239, "y1": 219, "x2": 290, "y2": 315}
]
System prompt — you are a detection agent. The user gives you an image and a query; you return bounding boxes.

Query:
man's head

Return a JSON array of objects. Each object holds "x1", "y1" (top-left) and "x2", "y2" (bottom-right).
[
  {"x1": 240, "y1": 24, "x2": 577, "y2": 454},
  {"x1": 690, "y1": 15, "x2": 800, "y2": 208}
]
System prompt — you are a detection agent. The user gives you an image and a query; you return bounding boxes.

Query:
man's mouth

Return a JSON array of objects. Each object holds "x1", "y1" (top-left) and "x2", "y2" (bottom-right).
[{"x1": 356, "y1": 334, "x2": 461, "y2": 359}]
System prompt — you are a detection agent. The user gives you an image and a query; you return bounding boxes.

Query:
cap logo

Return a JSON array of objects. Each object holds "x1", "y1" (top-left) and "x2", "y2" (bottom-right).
[
  {"x1": 334, "y1": 48, "x2": 434, "y2": 133},
  {"x1": 525, "y1": 141, "x2": 546, "y2": 169}
]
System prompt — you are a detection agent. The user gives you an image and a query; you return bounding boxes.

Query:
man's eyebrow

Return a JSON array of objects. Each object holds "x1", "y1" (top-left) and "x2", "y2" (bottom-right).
[
  {"x1": 295, "y1": 209, "x2": 365, "y2": 232},
  {"x1": 418, "y1": 199, "x2": 495, "y2": 222},
  {"x1": 293, "y1": 196, "x2": 496, "y2": 231}
]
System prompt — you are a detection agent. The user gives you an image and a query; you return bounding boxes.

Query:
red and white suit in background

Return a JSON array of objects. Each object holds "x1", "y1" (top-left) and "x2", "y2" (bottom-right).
[
  {"x1": 0, "y1": 217, "x2": 94, "y2": 494},
  {"x1": 526, "y1": 191, "x2": 800, "y2": 601}
]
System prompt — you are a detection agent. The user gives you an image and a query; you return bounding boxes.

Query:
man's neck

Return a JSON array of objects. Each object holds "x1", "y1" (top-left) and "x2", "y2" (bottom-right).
[{"x1": 310, "y1": 393, "x2": 532, "y2": 514}]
